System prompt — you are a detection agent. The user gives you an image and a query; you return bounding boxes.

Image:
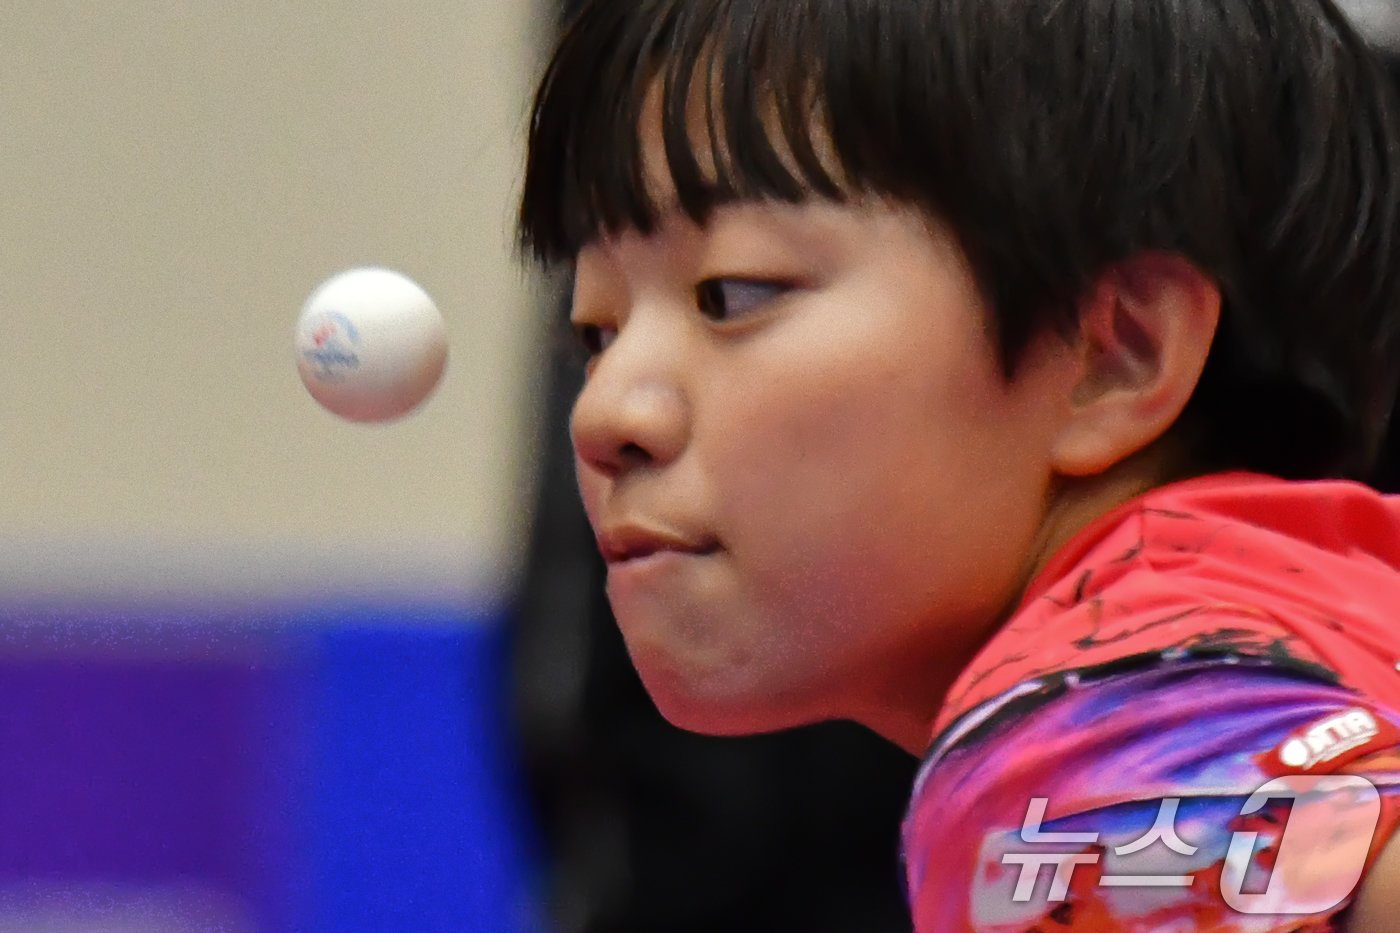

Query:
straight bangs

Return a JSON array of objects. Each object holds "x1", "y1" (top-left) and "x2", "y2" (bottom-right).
[{"x1": 518, "y1": 0, "x2": 929, "y2": 264}]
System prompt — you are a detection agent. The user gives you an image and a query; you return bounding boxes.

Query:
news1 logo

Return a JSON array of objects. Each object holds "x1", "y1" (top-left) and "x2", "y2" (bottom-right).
[{"x1": 1001, "y1": 775, "x2": 1381, "y2": 916}]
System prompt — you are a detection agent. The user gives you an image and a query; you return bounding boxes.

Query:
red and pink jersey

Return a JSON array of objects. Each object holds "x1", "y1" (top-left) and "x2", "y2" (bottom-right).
[{"x1": 904, "y1": 473, "x2": 1400, "y2": 930}]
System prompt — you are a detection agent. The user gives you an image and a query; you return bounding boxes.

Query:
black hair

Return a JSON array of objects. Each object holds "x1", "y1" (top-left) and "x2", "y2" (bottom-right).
[{"x1": 519, "y1": 0, "x2": 1400, "y2": 485}]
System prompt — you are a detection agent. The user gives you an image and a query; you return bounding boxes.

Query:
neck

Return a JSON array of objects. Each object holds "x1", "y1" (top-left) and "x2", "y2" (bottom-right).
[
  {"x1": 1024, "y1": 452, "x2": 1170, "y2": 589},
  {"x1": 858, "y1": 452, "x2": 1175, "y2": 757}
]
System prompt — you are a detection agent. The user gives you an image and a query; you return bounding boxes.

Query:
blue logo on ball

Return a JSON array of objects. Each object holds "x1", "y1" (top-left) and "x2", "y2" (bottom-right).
[{"x1": 302, "y1": 310, "x2": 362, "y2": 382}]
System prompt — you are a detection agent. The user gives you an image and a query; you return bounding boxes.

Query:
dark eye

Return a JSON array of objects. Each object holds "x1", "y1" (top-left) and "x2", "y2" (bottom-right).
[
  {"x1": 571, "y1": 323, "x2": 615, "y2": 360},
  {"x1": 695, "y1": 279, "x2": 790, "y2": 322}
]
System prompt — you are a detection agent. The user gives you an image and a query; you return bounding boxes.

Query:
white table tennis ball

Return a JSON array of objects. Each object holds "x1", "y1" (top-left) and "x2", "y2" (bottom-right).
[{"x1": 295, "y1": 267, "x2": 448, "y2": 423}]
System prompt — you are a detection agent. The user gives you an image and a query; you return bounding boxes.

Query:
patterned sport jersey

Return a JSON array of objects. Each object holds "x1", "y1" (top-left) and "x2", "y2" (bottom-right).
[{"x1": 903, "y1": 473, "x2": 1400, "y2": 931}]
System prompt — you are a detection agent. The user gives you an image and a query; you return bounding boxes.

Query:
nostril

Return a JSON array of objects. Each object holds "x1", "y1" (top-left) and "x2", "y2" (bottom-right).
[{"x1": 618, "y1": 441, "x2": 651, "y2": 464}]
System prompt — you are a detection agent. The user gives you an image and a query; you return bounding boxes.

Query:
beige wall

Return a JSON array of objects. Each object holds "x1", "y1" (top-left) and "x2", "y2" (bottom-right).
[{"x1": 0, "y1": 3, "x2": 550, "y2": 606}]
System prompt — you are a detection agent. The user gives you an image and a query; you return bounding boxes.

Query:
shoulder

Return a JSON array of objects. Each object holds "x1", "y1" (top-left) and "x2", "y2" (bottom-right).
[
  {"x1": 937, "y1": 475, "x2": 1400, "y2": 733},
  {"x1": 904, "y1": 656, "x2": 1400, "y2": 931}
]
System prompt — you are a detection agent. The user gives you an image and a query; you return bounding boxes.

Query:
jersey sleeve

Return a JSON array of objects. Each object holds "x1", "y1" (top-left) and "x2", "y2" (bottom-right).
[{"x1": 903, "y1": 657, "x2": 1400, "y2": 932}]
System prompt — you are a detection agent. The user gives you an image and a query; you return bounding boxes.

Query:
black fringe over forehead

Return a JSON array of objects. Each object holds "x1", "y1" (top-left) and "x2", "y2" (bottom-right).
[
  {"x1": 521, "y1": 0, "x2": 1373, "y2": 267},
  {"x1": 519, "y1": 0, "x2": 899, "y2": 264}
]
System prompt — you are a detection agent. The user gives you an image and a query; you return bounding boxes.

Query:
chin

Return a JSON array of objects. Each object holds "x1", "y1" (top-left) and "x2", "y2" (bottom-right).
[
  {"x1": 629, "y1": 642, "x2": 818, "y2": 736},
  {"x1": 648, "y1": 689, "x2": 774, "y2": 736}
]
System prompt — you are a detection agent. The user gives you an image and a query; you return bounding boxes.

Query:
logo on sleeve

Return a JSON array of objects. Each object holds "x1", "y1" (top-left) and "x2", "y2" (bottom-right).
[{"x1": 1271, "y1": 707, "x2": 1396, "y2": 773}]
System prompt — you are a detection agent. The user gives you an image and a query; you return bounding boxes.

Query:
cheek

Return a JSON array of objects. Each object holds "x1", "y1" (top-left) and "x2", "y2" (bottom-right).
[{"x1": 708, "y1": 349, "x2": 1047, "y2": 634}]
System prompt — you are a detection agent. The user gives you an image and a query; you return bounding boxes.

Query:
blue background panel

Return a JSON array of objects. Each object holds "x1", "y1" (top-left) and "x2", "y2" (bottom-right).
[{"x1": 0, "y1": 605, "x2": 543, "y2": 933}]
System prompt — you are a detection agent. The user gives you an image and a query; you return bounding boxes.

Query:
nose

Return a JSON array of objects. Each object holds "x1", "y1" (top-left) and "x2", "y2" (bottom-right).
[{"x1": 571, "y1": 326, "x2": 690, "y2": 479}]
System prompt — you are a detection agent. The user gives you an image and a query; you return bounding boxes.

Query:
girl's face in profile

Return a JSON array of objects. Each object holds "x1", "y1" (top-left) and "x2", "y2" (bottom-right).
[{"x1": 568, "y1": 114, "x2": 1079, "y2": 746}]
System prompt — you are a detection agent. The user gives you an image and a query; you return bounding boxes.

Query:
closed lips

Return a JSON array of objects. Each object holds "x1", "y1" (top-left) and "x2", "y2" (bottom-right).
[{"x1": 597, "y1": 528, "x2": 720, "y2": 564}]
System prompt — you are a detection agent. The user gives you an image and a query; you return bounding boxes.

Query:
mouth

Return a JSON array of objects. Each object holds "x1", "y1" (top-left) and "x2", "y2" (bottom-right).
[{"x1": 597, "y1": 527, "x2": 721, "y2": 565}]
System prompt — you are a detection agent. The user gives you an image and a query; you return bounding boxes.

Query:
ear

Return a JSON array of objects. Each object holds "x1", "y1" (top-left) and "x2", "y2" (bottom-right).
[{"x1": 1050, "y1": 253, "x2": 1222, "y2": 478}]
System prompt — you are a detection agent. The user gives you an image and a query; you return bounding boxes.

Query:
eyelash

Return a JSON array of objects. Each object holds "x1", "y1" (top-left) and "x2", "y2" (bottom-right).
[
  {"x1": 573, "y1": 322, "x2": 611, "y2": 359},
  {"x1": 572, "y1": 278, "x2": 792, "y2": 361}
]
